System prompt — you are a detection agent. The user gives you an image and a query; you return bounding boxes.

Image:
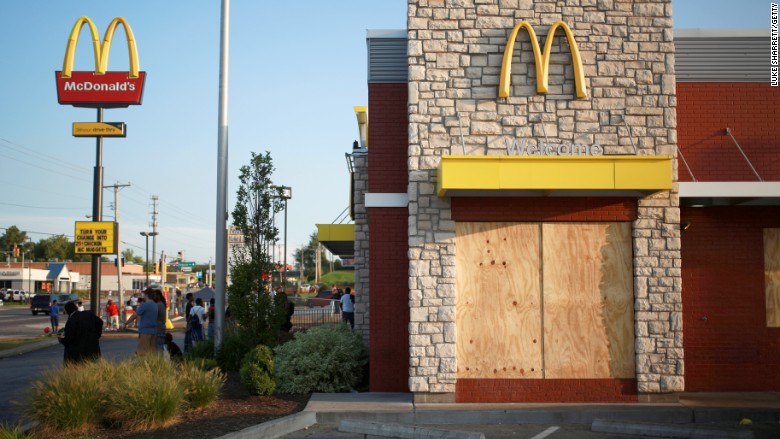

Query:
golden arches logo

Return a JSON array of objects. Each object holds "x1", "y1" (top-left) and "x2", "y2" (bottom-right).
[
  {"x1": 499, "y1": 20, "x2": 587, "y2": 99},
  {"x1": 61, "y1": 16, "x2": 139, "y2": 78}
]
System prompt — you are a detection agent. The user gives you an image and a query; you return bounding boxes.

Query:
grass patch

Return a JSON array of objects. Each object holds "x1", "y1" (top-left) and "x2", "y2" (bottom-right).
[
  {"x1": 318, "y1": 270, "x2": 354, "y2": 287},
  {"x1": 0, "y1": 337, "x2": 47, "y2": 352},
  {"x1": 26, "y1": 355, "x2": 225, "y2": 435},
  {"x1": 0, "y1": 422, "x2": 35, "y2": 439}
]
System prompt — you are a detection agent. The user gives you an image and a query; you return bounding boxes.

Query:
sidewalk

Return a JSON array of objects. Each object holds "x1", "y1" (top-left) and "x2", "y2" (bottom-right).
[{"x1": 222, "y1": 392, "x2": 780, "y2": 439}]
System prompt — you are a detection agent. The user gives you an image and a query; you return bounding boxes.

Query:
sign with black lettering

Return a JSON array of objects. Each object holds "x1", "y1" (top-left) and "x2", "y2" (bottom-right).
[{"x1": 74, "y1": 221, "x2": 118, "y2": 254}]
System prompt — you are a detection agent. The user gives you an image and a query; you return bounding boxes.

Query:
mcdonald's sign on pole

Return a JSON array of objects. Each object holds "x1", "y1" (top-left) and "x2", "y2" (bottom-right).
[
  {"x1": 55, "y1": 16, "x2": 146, "y2": 108},
  {"x1": 499, "y1": 20, "x2": 587, "y2": 99}
]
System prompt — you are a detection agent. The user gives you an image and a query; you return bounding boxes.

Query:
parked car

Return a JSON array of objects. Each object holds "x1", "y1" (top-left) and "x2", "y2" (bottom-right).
[
  {"x1": 305, "y1": 290, "x2": 338, "y2": 307},
  {"x1": 3, "y1": 289, "x2": 30, "y2": 302},
  {"x1": 30, "y1": 293, "x2": 79, "y2": 315}
]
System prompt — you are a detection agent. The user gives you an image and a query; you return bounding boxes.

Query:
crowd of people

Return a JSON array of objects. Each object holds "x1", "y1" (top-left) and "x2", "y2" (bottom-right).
[{"x1": 56, "y1": 284, "x2": 357, "y2": 365}]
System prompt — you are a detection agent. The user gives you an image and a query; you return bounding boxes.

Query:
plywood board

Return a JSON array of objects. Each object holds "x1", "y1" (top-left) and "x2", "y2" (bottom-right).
[
  {"x1": 541, "y1": 223, "x2": 635, "y2": 379},
  {"x1": 765, "y1": 229, "x2": 780, "y2": 327},
  {"x1": 456, "y1": 222, "x2": 543, "y2": 378}
]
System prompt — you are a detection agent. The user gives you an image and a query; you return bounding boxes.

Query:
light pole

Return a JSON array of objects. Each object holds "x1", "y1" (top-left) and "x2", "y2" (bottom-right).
[
  {"x1": 279, "y1": 186, "x2": 292, "y2": 292},
  {"x1": 140, "y1": 231, "x2": 158, "y2": 288}
]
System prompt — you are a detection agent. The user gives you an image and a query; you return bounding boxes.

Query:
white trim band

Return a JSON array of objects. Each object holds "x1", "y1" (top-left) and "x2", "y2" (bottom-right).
[
  {"x1": 680, "y1": 182, "x2": 780, "y2": 198},
  {"x1": 365, "y1": 193, "x2": 409, "y2": 208}
]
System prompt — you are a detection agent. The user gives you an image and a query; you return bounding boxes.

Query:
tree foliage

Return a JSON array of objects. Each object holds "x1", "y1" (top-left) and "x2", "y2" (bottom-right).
[
  {"x1": 122, "y1": 249, "x2": 145, "y2": 264},
  {"x1": 36, "y1": 235, "x2": 71, "y2": 262},
  {"x1": 228, "y1": 151, "x2": 287, "y2": 346}
]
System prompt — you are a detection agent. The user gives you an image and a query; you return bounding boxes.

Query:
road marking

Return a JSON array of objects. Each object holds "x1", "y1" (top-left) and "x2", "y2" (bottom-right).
[{"x1": 529, "y1": 426, "x2": 560, "y2": 439}]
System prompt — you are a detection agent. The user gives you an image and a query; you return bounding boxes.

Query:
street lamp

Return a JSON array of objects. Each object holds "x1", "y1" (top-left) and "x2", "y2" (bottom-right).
[
  {"x1": 270, "y1": 185, "x2": 292, "y2": 292},
  {"x1": 278, "y1": 186, "x2": 292, "y2": 292},
  {"x1": 140, "y1": 231, "x2": 158, "y2": 288}
]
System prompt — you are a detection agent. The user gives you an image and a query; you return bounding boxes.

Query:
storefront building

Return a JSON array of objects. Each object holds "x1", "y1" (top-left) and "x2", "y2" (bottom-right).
[
  {"x1": 348, "y1": 0, "x2": 779, "y2": 403},
  {"x1": 1, "y1": 262, "x2": 154, "y2": 295},
  {"x1": 0, "y1": 263, "x2": 78, "y2": 293}
]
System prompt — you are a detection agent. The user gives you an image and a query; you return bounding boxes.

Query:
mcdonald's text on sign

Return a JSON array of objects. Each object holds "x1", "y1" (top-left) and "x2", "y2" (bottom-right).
[
  {"x1": 55, "y1": 16, "x2": 146, "y2": 108},
  {"x1": 74, "y1": 221, "x2": 117, "y2": 254},
  {"x1": 72, "y1": 122, "x2": 126, "y2": 137}
]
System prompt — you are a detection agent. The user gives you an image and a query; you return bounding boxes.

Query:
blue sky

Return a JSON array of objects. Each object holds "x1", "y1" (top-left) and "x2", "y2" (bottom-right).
[{"x1": 0, "y1": 0, "x2": 770, "y2": 264}]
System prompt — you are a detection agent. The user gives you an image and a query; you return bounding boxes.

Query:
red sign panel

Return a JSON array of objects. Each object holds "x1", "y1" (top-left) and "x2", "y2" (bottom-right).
[{"x1": 55, "y1": 71, "x2": 146, "y2": 108}]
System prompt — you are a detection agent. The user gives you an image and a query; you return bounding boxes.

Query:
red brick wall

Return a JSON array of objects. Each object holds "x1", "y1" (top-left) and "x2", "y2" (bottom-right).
[
  {"x1": 677, "y1": 83, "x2": 780, "y2": 182},
  {"x1": 681, "y1": 206, "x2": 780, "y2": 391},
  {"x1": 368, "y1": 208, "x2": 410, "y2": 392},
  {"x1": 457, "y1": 379, "x2": 637, "y2": 403},
  {"x1": 368, "y1": 84, "x2": 408, "y2": 193},
  {"x1": 452, "y1": 197, "x2": 637, "y2": 221}
]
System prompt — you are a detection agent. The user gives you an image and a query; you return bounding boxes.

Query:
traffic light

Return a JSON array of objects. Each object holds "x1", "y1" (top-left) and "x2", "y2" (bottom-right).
[{"x1": 13, "y1": 245, "x2": 19, "y2": 257}]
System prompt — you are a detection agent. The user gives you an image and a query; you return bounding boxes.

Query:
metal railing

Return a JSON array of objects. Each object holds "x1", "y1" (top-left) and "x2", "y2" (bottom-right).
[{"x1": 289, "y1": 298, "x2": 344, "y2": 330}]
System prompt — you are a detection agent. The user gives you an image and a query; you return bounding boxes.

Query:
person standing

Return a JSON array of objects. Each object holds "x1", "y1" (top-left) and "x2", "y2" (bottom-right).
[
  {"x1": 183, "y1": 292, "x2": 194, "y2": 352},
  {"x1": 189, "y1": 298, "x2": 206, "y2": 343},
  {"x1": 152, "y1": 289, "x2": 167, "y2": 352},
  {"x1": 105, "y1": 299, "x2": 119, "y2": 331},
  {"x1": 207, "y1": 298, "x2": 216, "y2": 340},
  {"x1": 124, "y1": 288, "x2": 158, "y2": 356},
  {"x1": 340, "y1": 287, "x2": 354, "y2": 330},
  {"x1": 331, "y1": 286, "x2": 342, "y2": 315},
  {"x1": 59, "y1": 300, "x2": 103, "y2": 365},
  {"x1": 50, "y1": 300, "x2": 60, "y2": 334}
]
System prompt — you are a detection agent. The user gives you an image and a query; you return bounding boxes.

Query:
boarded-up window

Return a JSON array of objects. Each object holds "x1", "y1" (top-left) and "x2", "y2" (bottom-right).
[
  {"x1": 456, "y1": 222, "x2": 635, "y2": 380},
  {"x1": 766, "y1": 229, "x2": 780, "y2": 327}
]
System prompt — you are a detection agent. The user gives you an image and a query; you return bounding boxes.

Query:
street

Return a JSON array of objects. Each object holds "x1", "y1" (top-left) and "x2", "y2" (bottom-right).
[{"x1": 0, "y1": 303, "x2": 72, "y2": 339}]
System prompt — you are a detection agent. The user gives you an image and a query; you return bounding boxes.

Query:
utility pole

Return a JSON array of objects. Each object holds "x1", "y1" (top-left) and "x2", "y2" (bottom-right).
[
  {"x1": 106, "y1": 182, "x2": 130, "y2": 322},
  {"x1": 316, "y1": 242, "x2": 321, "y2": 284},
  {"x1": 150, "y1": 195, "x2": 159, "y2": 267}
]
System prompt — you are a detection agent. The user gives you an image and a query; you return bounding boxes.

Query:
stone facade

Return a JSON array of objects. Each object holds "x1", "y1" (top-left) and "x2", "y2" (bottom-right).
[
  {"x1": 352, "y1": 153, "x2": 370, "y2": 345},
  {"x1": 406, "y1": 0, "x2": 681, "y2": 395}
]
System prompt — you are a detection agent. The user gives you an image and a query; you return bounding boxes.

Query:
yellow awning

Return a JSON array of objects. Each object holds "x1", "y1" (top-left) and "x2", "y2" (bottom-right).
[
  {"x1": 437, "y1": 155, "x2": 673, "y2": 197},
  {"x1": 316, "y1": 223, "x2": 355, "y2": 258}
]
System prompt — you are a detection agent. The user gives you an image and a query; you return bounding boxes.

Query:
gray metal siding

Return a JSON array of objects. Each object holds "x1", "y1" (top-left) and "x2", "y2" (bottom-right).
[
  {"x1": 365, "y1": 31, "x2": 769, "y2": 83},
  {"x1": 675, "y1": 37, "x2": 769, "y2": 82},
  {"x1": 367, "y1": 38, "x2": 407, "y2": 83}
]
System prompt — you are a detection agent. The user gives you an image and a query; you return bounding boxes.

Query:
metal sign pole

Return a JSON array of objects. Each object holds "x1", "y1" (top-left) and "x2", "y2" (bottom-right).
[{"x1": 90, "y1": 107, "x2": 104, "y2": 315}]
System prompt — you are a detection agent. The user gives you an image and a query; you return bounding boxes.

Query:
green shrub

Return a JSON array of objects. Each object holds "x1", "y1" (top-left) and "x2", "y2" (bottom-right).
[
  {"x1": 190, "y1": 357, "x2": 219, "y2": 371},
  {"x1": 25, "y1": 360, "x2": 112, "y2": 432},
  {"x1": 274, "y1": 324, "x2": 367, "y2": 393},
  {"x1": 103, "y1": 355, "x2": 182, "y2": 430},
  {"x1": 177, "y1": 362, "x2": 225, "y2": 409},
  {"x1": 216, "y1": 330, "x2": 255, "y2": 371},
  {"x1": 239, "y1": 345, "x2": 276, "y2": 395},
  {"x1": 0, "y1": 423, "x2": 35, "y2": 439},
  {"x1": 186, "y1": 339, "x2": 215, "y2": 360}
]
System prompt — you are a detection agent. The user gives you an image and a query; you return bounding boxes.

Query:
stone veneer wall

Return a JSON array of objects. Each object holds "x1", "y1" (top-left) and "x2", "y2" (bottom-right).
[
  {"x1": 406, "y1": 0, "x2": 682, "y2": 396},
  {"x1": 352, "y1": 153, "x2": 370, "y2": 345}
]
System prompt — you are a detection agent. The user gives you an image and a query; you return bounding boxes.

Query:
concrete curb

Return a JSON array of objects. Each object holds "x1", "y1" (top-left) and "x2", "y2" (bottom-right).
[
  {"x1": 591, "y1": 418, "x2": 755, "y2": 439},
  {"x1": 0, "y1": 338, "x2": 58, "y2": 359},
  {"x1": 339, "y1": 419, "x2": 485, "y2": 439},
  {"x1": 215, "y1": 411, "x2": 316, "y2": 439},
  {"x1": 315, "y1": 406, "x2": 694, "y2": 426}
]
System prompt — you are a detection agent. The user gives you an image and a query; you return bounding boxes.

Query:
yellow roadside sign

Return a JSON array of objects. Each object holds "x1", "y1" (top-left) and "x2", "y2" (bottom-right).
[
  {"x1": 74, "y1": 221, "x2": 118, "y2": 254},
  {"x1": 72, "y1": 122, "x2": 126, "y2": 137}
]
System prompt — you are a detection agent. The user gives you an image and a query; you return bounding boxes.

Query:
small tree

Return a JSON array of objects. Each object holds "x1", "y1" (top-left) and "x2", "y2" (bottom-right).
[{"x1": 229, "y1": 151, "x2": 287, "y2": 346}]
